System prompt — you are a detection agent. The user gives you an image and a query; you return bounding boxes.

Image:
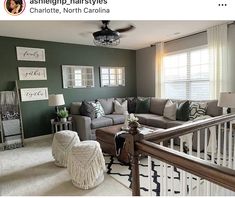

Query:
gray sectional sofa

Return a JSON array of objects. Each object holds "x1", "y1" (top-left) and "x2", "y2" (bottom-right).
[{"x1": 70, "y1": 97, "x2": 222, "y2": 141}]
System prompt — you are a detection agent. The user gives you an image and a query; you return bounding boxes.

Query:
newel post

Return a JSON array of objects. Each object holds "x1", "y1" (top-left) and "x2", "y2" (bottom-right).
[{"x1": 125, "y1": 122, "x2": 144, "y2": 196}]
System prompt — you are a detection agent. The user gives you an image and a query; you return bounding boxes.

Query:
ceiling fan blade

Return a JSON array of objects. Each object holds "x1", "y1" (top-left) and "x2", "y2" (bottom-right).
[{"x1": 115, "y1": 25, "x2": 135, "y2": 33}]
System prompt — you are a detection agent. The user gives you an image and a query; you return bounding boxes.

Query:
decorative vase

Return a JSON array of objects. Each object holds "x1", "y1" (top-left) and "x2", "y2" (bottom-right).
[
  {"x1": 129, "y1": 122, "x2": 139, "y2": 135},
  {"x1": 61, "y1": 117, "x2": 67, "y2": 122}
]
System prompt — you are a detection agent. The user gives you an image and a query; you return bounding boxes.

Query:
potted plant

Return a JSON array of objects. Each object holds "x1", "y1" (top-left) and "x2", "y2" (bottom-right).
[
  {"x1": 57, "y1": 109, "x2": 68, "y2": 122},
  {"x1": 128, "y1": 113, "x2": 140, "y2": 130}
]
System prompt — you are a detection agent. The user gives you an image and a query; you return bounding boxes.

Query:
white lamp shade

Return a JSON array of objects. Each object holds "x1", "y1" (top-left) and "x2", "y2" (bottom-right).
[
  {"x1": 48, "y1": 94, "x2": 65, "y2": 106},
  {"x1": 218, "y1": 92, "x2": 235, "y2": 108}
]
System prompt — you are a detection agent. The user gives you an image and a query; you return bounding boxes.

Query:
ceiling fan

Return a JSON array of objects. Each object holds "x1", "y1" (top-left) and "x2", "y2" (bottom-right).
[{"x1": 93, "y1": 20, "x2": 135, "y2": 47}]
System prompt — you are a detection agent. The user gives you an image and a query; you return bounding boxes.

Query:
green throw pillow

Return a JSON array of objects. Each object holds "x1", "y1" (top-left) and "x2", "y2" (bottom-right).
[
  {"x1": 176, "y1": 101, "x2": 190, "y2": 121},
  {"x1": 135, "y1": 98, "x2": 150, "y2": 114}
]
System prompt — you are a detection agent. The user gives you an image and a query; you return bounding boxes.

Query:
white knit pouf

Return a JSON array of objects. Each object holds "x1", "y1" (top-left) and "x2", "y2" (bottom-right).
[
  {"x1": 52, "y1": 130, "x2": 80, "y2": 167},
  {"x1": 67, "y1": 140, "x2": 106, "y2": 189}
]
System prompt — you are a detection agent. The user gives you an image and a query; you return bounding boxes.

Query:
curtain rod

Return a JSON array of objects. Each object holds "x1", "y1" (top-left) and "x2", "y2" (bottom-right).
[{"x1": 163, "y1": 21, "x2": 235, "y2": 44}]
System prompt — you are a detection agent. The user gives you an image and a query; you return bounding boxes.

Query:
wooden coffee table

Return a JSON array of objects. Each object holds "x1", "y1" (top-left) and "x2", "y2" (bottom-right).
[{"x1": 96, "y1": 124, "x2": 164, "y2": 164}]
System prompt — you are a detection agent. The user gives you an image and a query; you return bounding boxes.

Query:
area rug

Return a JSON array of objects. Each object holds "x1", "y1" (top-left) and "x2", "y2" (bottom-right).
[{"x1": 104, "y1": 154, "x2": 198, "y2": 196}]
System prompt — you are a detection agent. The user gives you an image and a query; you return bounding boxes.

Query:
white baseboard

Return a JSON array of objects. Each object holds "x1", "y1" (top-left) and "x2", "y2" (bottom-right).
[
  {"x1": 0, "y1": 133, "x2": 53, "y2": 148},
  {"x1": 24, "y1": 133, "x2": 53, "y2": 144}
]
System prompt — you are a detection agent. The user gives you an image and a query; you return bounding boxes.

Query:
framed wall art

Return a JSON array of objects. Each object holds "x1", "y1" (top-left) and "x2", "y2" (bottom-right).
[
  {"x1": 18, "y1": 67, "x2": 47, "y2": 80},
  {"x1": 20, "y1": 87, "x2": 48, "y2": 102},
  {"x1": 16, "y1": 47, "x2": 46, "y2": 62}
]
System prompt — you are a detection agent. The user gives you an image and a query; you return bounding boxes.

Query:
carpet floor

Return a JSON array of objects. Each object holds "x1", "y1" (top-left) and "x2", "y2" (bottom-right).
[{"x1": 0, "y1": 137, "x2": 131, "y2": 196}]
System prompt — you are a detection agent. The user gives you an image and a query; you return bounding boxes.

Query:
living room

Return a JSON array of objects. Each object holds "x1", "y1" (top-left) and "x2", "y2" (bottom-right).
[{"x1": 1, "y1": 20, "x2": 235, "y2": 196}]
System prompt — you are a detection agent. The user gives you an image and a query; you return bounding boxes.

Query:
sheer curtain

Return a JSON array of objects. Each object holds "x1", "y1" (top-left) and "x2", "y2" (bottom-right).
[
  {"x1": 207, "y1": 24, "x2": 228, "y2": 99},
  {"x1": 155, "y1": 42, "x2": 164, "y2": 98}
]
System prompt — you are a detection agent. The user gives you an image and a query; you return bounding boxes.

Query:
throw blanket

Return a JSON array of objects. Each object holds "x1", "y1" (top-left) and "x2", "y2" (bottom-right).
[
  {"x1": 0, "y1": 91, "x2": 19, "y2": 120},
  {"x1": 114, "y1": 131, "x2": 128, "y2": 156},
  {"x1": 180, "y1": 115, "x2": 216, "y2": 154},
  {"x1": 2, "y1": 119, "x2": 21, "y2": 142}
]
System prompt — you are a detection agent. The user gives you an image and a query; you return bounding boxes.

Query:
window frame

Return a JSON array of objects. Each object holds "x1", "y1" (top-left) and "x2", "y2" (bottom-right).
[
  {"x1": 100, "y1": 66, "x2": 125, "y2": 87},
  {"x1": 62, "y1": 65, "x2": 95, "y2": 89},
  {"x1": 162, "y1": 45, "x2": 210, "y2": 100}
]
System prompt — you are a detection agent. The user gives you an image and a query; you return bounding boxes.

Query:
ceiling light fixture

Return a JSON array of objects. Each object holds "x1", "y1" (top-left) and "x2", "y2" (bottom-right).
[
  {"x1": 93, "y1": 29, "x2": 120, "y2": 47},
  {"x1": 92, "y1": 21, "x2": 135, "y2": 47}
]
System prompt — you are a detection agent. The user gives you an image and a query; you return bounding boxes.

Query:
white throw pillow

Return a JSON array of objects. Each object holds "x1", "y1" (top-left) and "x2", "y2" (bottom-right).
[
  {"x1": 91, "y1": 101, "x2": 105, "y2": 118},
  {"x1": 113, "y1": 100, "x2": 128, "y2": 114},
  {"x1": 163, "y1": 100, "x2": 177, "y2": 120},
  {"x1": 189, "y1": 102, "x2": 207, "y2": 120}
]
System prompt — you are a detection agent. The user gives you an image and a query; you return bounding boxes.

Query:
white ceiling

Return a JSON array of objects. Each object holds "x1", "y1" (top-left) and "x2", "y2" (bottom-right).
[{"x1": 0, "y1": 21, "x2": 228, "y2": 50}]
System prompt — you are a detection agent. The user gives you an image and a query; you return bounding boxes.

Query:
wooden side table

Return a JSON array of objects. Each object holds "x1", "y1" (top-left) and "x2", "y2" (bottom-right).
[{"x1": 51, "y1": 119, "x2": 73, "y2": 133}]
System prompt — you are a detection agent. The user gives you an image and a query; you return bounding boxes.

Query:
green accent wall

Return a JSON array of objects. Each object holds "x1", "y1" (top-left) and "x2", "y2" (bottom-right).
[{"x1": 0, "y1": 36, "x2": 136, "y2": 139}]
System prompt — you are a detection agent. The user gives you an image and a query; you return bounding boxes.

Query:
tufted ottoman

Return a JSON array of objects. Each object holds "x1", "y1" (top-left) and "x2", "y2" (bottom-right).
[
  {"x1": 67, "y1": 140, "x2": 106, "y2": 189},
  {"x1": 52, "y1": 130, "x2": 80, "y2": 167}
]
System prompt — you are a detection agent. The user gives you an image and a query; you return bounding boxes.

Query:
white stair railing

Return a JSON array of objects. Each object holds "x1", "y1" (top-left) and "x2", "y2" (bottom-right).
[{"x1": 145, "y1": 118, "x2": 235, "y2": 196}]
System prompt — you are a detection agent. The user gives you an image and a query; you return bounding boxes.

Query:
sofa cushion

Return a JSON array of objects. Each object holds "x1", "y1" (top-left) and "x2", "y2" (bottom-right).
[
  {"x1": 167, "y1": 120, "x2": 185, "y2": 128},
  {"x1": 113, "y1": 100, "x2": 128, "y2": 114},
  {"x1": 70, "y1": 102, "x2": 82, "y2": 115},
  {"x1": 189, "y1": 102, "x2": 207, "y2": 120},
  {"x1": 115, "y1": 97, "x2": 126, "y2": 104},
  {"x1": 205, "y1": 100, "x2": 222, "y2": 117},
  {"x1": 105, "y1": 114, "x2": 125, "y2": 125},
  {"x1": 135, "y1": 114, "x2": 163, "y2": 126},
  {"x1": 150, "y1": 98, "x2": 168, "y2": 116},
  {"x1": 163, "y1": 100, "x2": 177, "y2": 120},
  {"x1": 146, "y1": 116, "x2": 169, "y2": 129},
  {"x1": 127, "y1": 97, "x2": 137, "y2": 113},
  {"x1": 176, "y1": 101, "x2": 190, "y2": 121},
  {"x1": 91, "y1": 117, "x2": 113, "y2": 129},
  {"x1": 98, "y1": 98, "x2": 114, "y2": 115},
  {"x1": 135, "y1": 98, "x2": 150, "y2": 113},
  {"x1": 79, "y1": 101, "x2": 96, "y2": 120},
  {"x1": 91, "y1": 101, "x2": 105, "y2": 118}
]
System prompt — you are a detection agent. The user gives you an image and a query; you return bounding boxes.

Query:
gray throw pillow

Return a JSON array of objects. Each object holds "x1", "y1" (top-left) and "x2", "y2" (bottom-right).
[
  {"x1": 163, "y1": 100, "x2": 177, "y2": 120},
  {"x1": 97, "y1": 98, "x2": 114, "y2": 115},
  {"x1": 79, "y1": 101, "x2": 96, "y2": 120}
]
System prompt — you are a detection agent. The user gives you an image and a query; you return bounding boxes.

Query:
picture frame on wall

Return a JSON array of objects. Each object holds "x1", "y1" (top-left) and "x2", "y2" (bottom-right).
[
  {"x1": 20, "y1": 87, "x2": 48, "y2": 102},
  {"x1": 16, "y1": 47, "x2": 46, "y2": 62},
  {"x1": 18, "y1": 67, "x2": 47, "y2": 80}
]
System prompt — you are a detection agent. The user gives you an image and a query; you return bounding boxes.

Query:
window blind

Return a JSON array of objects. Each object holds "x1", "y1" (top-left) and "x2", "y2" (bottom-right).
[{"x1": 162, "y1": 46, "x2": 210, "y2": 100}]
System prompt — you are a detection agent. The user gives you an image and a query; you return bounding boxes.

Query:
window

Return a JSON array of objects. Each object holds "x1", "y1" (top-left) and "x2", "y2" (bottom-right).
[
  {"x1": 162, "y1": 46, "x2": 210, "y2": 100},
  {"x1": 100, "y1": 67, "x2": 125, "y2": 87},
  {"x1": 62, "y1": 65, "x2": 94, "y2": 88}
]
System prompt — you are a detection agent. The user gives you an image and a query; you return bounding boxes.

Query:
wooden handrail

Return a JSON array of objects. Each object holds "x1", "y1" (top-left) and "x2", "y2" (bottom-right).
[
  {"x1": 144, "y1": 113, "x2": 235, "y2": 143},
  {"x1": 126, "y1": 114, "x2": 235, "y2": 195},
  {"x1": 136, "y1": 140, "x2": 235, "y2": 192}
]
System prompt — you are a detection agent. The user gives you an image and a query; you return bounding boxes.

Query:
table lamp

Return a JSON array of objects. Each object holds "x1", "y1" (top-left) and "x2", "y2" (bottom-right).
[
  {"x1": 218, "y1": 92, "x2": 235, "y2": 114},
  {"x1": 48, "y1": 94, "x2": 65, "y2": 113}
]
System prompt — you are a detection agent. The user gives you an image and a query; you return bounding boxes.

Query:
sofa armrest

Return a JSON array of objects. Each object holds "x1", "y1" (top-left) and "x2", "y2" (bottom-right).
[{"x1": 71, "y1": 115, "x2": 91, "y2": 140}]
